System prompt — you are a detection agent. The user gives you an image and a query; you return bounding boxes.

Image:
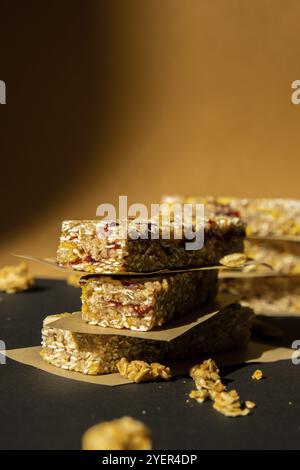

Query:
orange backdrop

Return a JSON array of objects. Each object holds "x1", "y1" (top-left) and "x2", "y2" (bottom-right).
[{"x1": 1, "y1": 0, "x2": 300, "y2": 276}]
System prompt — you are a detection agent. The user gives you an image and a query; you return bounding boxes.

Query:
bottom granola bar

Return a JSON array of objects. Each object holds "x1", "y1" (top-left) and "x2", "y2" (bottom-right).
[{"x1": 40, "y1": 304, "x2": 253, "y2": 375}]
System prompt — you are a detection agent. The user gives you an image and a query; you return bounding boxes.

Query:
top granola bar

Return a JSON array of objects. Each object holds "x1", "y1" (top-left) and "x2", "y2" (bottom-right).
[
  {"x1": 162, "y1": 195, "x2": 300, "y2": 238},
  {"x1": 56, "y1": 218, "x2": 245, "y2": 274}
]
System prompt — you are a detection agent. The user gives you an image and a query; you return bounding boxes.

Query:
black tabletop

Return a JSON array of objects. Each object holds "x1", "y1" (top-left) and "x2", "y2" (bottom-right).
[{"x1": 0, "y1": 278, "x2": 300, "y2": 450}]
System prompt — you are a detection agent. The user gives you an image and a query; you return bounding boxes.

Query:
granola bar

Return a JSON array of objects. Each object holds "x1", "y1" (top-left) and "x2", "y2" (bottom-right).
[
  {"x1": 81, "y1": 270, "x2": 218, "y2": 331},
  {"x1": 56, "y1": 218, "x2": 245, "y2": 273},
  {"x1": 40, "y1": 304, "x2": 253, "y2": 375},
  {"x1": 161, "y1": 195, "x2": 300, "y2": 238},
  {"x1": 220, "y1": 276, "x2": 300, "y2": 315}
]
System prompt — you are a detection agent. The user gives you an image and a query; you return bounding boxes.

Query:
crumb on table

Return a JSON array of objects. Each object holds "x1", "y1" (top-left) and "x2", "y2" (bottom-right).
[
  {"x1": 252, "y1": 369, "x2": 264, "y2": 381},
  {"x1": 0, "y1": 262, "x2": 34, "y2": 294}
]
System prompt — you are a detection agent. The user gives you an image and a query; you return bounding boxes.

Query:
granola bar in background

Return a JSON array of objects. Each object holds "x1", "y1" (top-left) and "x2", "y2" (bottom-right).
[
  {"x1": 220, "y1": 276, "x2": 300, "y2": 315},
  {"x1": 161, "y1": 195, "x2": 300, "y2": 238},
  {"x1": 81, "y1": 271, "x2": 218, "y2": 331},
  {"x1": 244, "y1": 239, "x2": 300, "y2": 275}
]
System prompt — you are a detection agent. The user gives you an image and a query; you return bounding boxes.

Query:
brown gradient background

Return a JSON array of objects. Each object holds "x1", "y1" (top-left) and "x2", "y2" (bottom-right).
[{"x1": 0, "y1": 0, "x2": 300, "y2": 277}]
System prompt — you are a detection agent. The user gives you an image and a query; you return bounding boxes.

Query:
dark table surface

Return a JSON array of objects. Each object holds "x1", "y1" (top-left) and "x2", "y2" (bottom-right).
[{"x1": 0, "y1": 278, "x2": 300, "y2": 450}]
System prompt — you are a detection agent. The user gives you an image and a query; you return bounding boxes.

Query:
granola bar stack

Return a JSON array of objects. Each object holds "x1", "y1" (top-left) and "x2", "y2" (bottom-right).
[
  {"x1": 162, "y1": 196, "x2": 300, "y2": 315},
  {"x1": 40, "y1": 217, "x2": 254, "y2": 376}
]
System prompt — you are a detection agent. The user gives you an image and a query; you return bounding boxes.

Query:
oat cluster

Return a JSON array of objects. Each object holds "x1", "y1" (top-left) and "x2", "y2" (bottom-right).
[
  {"x1": 189, "y1": 359, "x2": 255, "y2": 417},
  {"x1": 0, "y1": 262, "x2": 34, "y2": 294},
  {"x1": 117, "y1": 357, "x2": 172, "y2": 383}
]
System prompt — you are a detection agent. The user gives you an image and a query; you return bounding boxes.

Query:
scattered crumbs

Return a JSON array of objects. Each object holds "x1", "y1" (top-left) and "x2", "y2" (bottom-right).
[
  {"x1": 141, "y1": 410, "x2": 146, "y2": 415},
  {"x1": 186, "y1": 399, "x2": 190, "y2": 403},
  {"x1": 289, "y1": 401, "x2": 292, "y2": 406},
  {"x1": 156, "y1": 406, "x2": 161, "y2": 411},
  {"x1": 252, "y1": 369, "x2": 264, "y2": 381},
  {"x1": 182, "y1": 380, "x2": 187, "y2": 384},
  {"x1": 189, "y1": 359, "x2": 254, "y2": 418}
]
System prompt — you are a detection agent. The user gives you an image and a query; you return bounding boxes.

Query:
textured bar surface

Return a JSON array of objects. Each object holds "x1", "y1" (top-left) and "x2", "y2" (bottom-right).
[
  {"x1": 81, "y1": 271, "x2": 218, "y2": 331},
  {"x1": 56, "y1": 217, "x2": 245, "y2": 273},
  {"x1": 41, "y1": 304, "x2": 254, "y2": 375}
]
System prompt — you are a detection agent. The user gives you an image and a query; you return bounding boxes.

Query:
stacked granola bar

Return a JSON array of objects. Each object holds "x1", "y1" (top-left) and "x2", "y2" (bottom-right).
[
  {"x1": 40, "y1": 217, "x2": 254, "y2": 376},
  {"x1": 162, "y1": 195, "x2": 300, "y2": 315}
]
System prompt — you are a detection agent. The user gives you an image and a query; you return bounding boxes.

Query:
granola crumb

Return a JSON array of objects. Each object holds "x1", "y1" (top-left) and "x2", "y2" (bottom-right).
[
  {"x1": 189, "y1": 389, "x2": 209, "y2": 404},
  {"x1": 0, "y1": 262, "x2": 34, "y2": 294},
  {"x1": 117, "y1": 357, "x2": 172, "y2": 383},
  {"x1": 252, "y1": 369, "x2": 264, "y2": 381},
  {"x1": 82, "y1": 416, "x2": 152, "y2": 450},
  {"x1": 245, "y1": 400, "x2": 256, "y2": 409},
  {"x1": 189, "y1": 359, "x2": 254, "y2": 418}
]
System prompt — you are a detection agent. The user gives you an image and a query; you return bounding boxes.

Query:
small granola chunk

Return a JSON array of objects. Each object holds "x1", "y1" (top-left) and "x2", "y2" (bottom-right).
[
  {"x1": 189, "y1": 359, "x2": 254, "y2": 418},
  {"x1": 252, "y1": 369, "x2": 264, "y2": 381},
  {"x1": 190, "y1": 359, "x2": 224, "y2": 393},
  {"x1": 213, "y1": 390, "x2": 250, "y2": 417},
  {"x1": 117, "y1": 358, "x2": 171, "y2": 383},
  {"x1": 189, "y1": 389, "x2": 209, "y2": 404},
  {"x1": 0, "y1": 262, "x2": 34, "y2": 293},
  {"x1": 82, "y1": 416, "x2": 152, "y2": 450}
]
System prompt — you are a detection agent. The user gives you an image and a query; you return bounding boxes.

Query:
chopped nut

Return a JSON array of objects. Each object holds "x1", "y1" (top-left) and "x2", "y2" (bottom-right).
[
  {"x1": 245, "y1": 400, "x2": 256, "y2": 409},
  {"x1": 219, "y1": 253, "x2": 247, "y2": 269},
  {"x1": 117, "y1": 357, "x2": 171, "y2": 383},
  {"x1": 0, "y1": 262, "x2": 34, "y2": 294},
  {"x1": 252, "y1": 369, "x2": 264, "y2": 381},
  {"x1": 82, "y1": 416, "x2": 152, "y2": 450}
]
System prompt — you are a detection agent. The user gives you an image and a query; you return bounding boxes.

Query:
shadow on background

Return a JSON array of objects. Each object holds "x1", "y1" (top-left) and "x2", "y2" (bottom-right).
[{"x1": 0, "y1": 1, "x2": 143, "y2": 241}]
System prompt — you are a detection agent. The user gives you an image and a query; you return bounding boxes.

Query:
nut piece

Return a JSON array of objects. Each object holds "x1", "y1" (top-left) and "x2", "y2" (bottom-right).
[
  {"x1": 219, "y1": 253, "x2": 247, "y2": 268},
  {"x1": 0, "y1": 262, "x2": 34, "y2": 294},
  {"x1": 245, "y1": 400, "x2": 256, "y2": 409},
  {"x1": 117, "y1": 357, "x2": 172, "y2": 383},
  {"x1": 189, "y1": 359, "x2": 254, "y2": 418},
  {"x1": 82, "y1": 416, "x2": 152, "y2": 450},
  {"x1": 252, "y1": 369, "x2": 264, "y2": 381}
]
